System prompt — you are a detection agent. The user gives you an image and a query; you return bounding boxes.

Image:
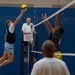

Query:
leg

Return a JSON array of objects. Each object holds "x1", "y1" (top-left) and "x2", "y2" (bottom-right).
[
  {"x1": 0, "y1": 42, "x2": 14, "y2": 67},
  {"x1": 0, "y1": 53, "x2": 14, "y2": 67},
  {"x1": 23, "y1": 41, "x2": 28, "y2": 57},
  {"x1": 0, "y1": 52, "x2": 7, "y2": 64},
  {"x1": 24, "y1": 45, "x2": 26, "y2": 56}
]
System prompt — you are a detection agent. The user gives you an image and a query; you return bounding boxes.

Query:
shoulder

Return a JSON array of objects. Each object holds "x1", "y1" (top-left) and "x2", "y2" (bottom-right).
[
  {"x1": 30, "y1": 23, "x2": 35, "y2": 28},
  {"x1": 22, "y1": 23, "x2": 27, "y2": 28},
  {"x1": 9, "y1": 23, "x2": 14, "y2": 29},
  {"x1": 30, "y1": 23, "x2": 34, "y2": 26},
  {"x1": 9, "y1": 23, "x2": 14, "y2": 27},
  {"x1": 23, "y1": 23, "x2": 27, "y2": 25},
  {"x1": 34, "y1": 58, "x2": 43, "y2": 64},
  {"x1": 34, "y1": 58, "x2": 45, "y2": 67},
  {"x1": 55, "y1": 58, "x2": 66, "y2": 66},
  {"x1": 32, "y1": 59, "x2": 44, "y2": 71}
]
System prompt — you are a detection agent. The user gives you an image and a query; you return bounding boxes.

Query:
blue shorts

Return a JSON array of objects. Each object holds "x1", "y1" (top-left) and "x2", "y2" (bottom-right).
[{"x1": 4, "y1": 42, "x2": 14, "y2": 54}]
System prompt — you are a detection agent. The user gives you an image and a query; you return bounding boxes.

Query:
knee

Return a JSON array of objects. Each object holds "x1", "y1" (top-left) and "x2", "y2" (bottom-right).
[{"x1": 9, "y1": 58, "x2": 14, "y2": 63}]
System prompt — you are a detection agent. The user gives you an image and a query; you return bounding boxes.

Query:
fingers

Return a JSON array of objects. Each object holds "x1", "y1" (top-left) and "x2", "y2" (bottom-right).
[
  {"x1": 21, "y1": 9, "x2": 26, "y2": 14},
  {"x1": 42, "y1": 13, "x2": 47, "y2": 20}
]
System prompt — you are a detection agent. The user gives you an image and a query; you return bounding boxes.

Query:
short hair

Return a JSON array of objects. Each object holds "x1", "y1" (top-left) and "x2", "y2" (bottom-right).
[
  {"x1": 42, "y1": 40, "x2": 55, "y2": 57},
  {"x1": 26, "y1": 18, "x2": 31, "y2": 21},
  {"x1": 5, "y1": 20, "x2": 12, "y2": 26}
]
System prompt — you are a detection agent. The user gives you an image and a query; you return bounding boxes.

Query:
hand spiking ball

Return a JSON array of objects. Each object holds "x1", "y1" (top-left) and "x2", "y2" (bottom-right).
[{"x1": 21, "y1": 4, "x2": 27, "y2": 11}]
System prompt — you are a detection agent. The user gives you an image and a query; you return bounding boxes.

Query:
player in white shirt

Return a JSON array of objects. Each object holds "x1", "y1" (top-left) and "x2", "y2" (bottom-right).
[
  {"x1": 22, "y1": 18, "x2": 37, "y2": 57},
  {"x1": 31, "y1": 40, "x2": 70, "y2": 75},
  {"x1": 0, "y1": 9, "x2": 26, "y2": 67}
]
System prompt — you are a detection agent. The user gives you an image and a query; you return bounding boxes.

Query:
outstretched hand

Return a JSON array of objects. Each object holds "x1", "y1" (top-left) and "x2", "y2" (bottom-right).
[
  {"x1": 21, "y1": 9, "x2": 26, "y2": 14},
  {"x1": 56, "y1": 13, "x2": 63, "y2": 18},
  {"x1": 42, "y1": 13, "x2": 47, "y2": 20}
]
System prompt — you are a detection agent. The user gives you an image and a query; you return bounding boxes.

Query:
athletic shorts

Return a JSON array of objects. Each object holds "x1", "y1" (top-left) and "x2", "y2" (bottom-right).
[
  {"x1": 4, "y1": 42, "x2": 14, "y2": 54},
  {"x1": 23, "y1": 41, "x2": 29, "y2": 46},
  {"x1": 54, "y1": 51, "x2": 62, "y2": 60}
]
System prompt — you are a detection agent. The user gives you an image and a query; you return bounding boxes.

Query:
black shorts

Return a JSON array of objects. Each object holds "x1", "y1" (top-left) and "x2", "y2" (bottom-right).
[{"x1": 23, "y1": 41, "x2": 29, "y2": 46}]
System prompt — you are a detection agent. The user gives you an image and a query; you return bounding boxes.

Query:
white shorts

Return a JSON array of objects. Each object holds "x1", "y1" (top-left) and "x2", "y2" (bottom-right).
[{"x1": 4, "y1": 42, "x2": 14, "y2": 54}]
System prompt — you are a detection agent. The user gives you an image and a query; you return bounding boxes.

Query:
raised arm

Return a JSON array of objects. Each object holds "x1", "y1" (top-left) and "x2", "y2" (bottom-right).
[
  {"x1": 42, "y1": 14, "x2": 53, "y2": 33},
  {"x1": 13, "y1": 9, "x2": 26, "y2": 26},
  {"x1": 54, "y1": 13, "x2": 63, "y2": 27},
  {"x1": 46, "y1": 19, "x2": 53, "y2": 32}
]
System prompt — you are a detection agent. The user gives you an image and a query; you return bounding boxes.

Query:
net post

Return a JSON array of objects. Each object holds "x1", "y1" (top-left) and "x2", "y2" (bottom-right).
[
  {"x1": 28, "y1": 24, "x2": 34, "y2": 75},
  {"x1": 20, "y1": 39, "x2": 24, "y2": 75}
]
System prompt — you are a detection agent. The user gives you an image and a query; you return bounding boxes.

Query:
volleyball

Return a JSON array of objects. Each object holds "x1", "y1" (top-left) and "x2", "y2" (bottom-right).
[{"x1": 21, "y1": 4, "x2": 27, "y2": 10}]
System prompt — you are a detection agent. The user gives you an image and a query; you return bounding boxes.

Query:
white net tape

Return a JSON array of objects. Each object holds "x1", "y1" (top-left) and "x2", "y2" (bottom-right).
[
  {"x1": 31, "y1": 0, "x2": 75, "y2": 57},
  {"x1": 34, "y1": 0, "x2": 75, "y2": 27},
  {"x1": 32, "y1": 50, "x2": 75, "y2": 56}
]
